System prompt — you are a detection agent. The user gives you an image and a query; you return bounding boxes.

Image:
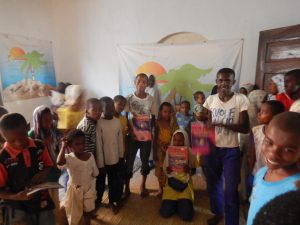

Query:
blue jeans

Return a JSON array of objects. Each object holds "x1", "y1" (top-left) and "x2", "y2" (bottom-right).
[{"x1": 204, "y1": 147, "x2": 241, "y2": 225}]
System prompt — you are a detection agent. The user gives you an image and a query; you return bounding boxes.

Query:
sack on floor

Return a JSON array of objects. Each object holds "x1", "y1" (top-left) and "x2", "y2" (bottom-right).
[{"x1": 168, "y1": 177, "x2": 187, "y2": 192}]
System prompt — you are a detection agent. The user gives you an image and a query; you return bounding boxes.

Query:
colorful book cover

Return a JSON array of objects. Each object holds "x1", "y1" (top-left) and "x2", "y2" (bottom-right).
[
  {"x1": 167, "y1": 146, "x2": 188, "y2": 173},
  {"x1": 132, "y1": 115, "x2": 152, "y2": 141},
  {"x1": 191, "y1": 122, "x2": 215, "y2": 155}
]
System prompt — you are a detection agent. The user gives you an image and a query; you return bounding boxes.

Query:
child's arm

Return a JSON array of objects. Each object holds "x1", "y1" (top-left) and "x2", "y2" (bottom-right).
[
  {"x1": 153, "y1": 121, "x2": 158, "y2": 161},
  {"x1": 248, "y1": 131, "x2": 256, "y2": 173},
  {"x1": 0, "y1": 189, "x2": 32, "y2": 201},
  {"x1": 117, "y1": 121, "x2": 124, "y2": 159},
  {"x1": 57, "y1": 138, "x2": 68, "y2": 166}
]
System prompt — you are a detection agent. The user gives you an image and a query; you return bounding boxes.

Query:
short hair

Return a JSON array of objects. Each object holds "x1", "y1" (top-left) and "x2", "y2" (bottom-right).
[
  {"x1": 264, "y1": 100, "x2": 285, "y2": 116},
  {"x1": 180, "y1": 100, "x2": 190, "y2": 108},
  {"x1": 253, "y1": 190, "x2": 300, "y2": 225},
  {"x1": 159, "y1": 102, "x2": 173, "y2": 112},
  {"x1": 270, "y1": 111, "x2": 300, "y2": 136},
  {"x1": 67, "y1": 129, "x2": 85, "y2": 144},
  {"x1": 193, "y1": 91, "x2": 205, "y2": 99},
  {"x1": 211, "y1": 85, "x2": 218, "y2": 95},
  {"x1": 285, "y1": 69, "x2": 300, "y2": 84},
  {"x1": 113, "y1": 95, "x2": 126, "y2": 103},
  {"x1": 86, "y1": 98, "x2": 100, "y2": 109},
  {"x1": 0, "y1": 106, "x2": 8, "y2": 118},
  {"x1": 100, "y1": 96, "x2": 113, "y2": 105},
  {"x1": 217, "y1": 68, "x2": 235, "y2": 79},
  {"x1": 135, "y1": 73, "x2": 148, "y2": 81},
  {"x1": 0, "y1": 113, "x2": 27, "y2": 131}
]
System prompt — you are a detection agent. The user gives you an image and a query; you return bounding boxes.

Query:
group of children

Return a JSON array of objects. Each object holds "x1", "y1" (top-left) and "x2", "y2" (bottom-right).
[{"x1": 0, "y1": 68, "x2": 299, "y2": 225}]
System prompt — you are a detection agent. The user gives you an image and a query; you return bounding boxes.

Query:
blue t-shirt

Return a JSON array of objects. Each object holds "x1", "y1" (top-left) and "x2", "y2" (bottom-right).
[
  {"x1": 176, "y1": 113, "x2": 193, "y2": 130},
  {"x1": 247, "y1": 166, "x2": 300, "y2": 225}
]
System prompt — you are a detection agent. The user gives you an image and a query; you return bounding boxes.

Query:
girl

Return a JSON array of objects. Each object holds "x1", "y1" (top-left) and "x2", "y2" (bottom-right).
[
  {"x1": 266, "y1": 74, "x2": 284, "y2": 100},
  {"x1": 57, "y1": 129, "x2": 99, "y2": 225},
  {"x1": 159, "y1": 129, "x2": 196, "y2": 221},
  {"x1": 154, "y1": 102, "x2": 178, "y2": 197},
  {"x1": 29, "y1": 105, "x2": 62, "y2": 164}
]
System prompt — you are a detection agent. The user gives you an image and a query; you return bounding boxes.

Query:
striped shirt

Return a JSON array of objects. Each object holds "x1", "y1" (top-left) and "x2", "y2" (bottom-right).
[{"x1": 77, "y1": 116, "x2": 97, "y2": 153}]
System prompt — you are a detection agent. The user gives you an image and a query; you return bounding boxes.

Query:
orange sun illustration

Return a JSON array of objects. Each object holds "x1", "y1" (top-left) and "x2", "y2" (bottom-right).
[{"x1": 136, "y1": 61, "x2": 167, "y2": 83}]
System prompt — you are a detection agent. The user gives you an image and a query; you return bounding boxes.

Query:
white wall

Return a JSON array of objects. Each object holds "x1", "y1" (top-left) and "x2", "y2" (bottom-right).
[
  {"x1": 1, "y1": 0, "x2": 300, "y2": 121},
  {"x1": 0, "y1": 0, "x2": 53, "y2": 122},
  {"x1": 51, "y1": 0, "x2": 300, "y2": 98}
]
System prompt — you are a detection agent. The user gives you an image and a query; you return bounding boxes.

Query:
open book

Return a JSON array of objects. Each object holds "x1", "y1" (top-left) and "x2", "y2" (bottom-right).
[
  {"x1": 167, "y1": 146, "x2": 188, "y2": 173},
  {"x1": 191, "y1": 122, "x2": 215, "y2": 155},
  {"x1": 132, "y1": 115, "x2": 152, "y2": 141},
  {"x1": 26, "y1": 182, "x2": 63, "y2": 196}
]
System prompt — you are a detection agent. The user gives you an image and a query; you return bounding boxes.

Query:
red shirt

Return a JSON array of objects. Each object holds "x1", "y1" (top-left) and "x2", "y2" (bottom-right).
[
  {"x1": 0, "y1": 138, "x2": 53, "y2": 188},
  {"x1": 276, "y1": 93, "x2": 294, "y2": 111}
]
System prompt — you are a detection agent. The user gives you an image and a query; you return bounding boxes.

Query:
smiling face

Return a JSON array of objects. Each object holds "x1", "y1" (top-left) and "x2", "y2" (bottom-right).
[
  {"x1": 262, "y1": 122, "x2": 300, "y2": 171},
  {"x1": 216, "y1": 72, "x2": 235, "y2": 96}
]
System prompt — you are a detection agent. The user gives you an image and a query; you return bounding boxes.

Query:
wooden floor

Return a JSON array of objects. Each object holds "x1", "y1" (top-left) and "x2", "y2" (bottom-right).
[{"x1": 92, "y1": 169, "x2": 247, "y2": 225}]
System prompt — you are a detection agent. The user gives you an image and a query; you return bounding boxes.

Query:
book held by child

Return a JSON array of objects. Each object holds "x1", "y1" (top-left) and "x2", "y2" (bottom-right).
[
  {"x1": 191, "y1": 122, "x2": 215, "y2": 155},
  {"x1": 132, "y1": 114, "x2": 152, "y2": 141},
  {"x1": 167, "y1": 146, "x2": 188, "y2": 173}
]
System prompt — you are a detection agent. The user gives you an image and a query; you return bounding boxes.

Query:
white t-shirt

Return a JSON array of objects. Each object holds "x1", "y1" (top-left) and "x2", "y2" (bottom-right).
[
  {"x1": 125, "y1": 93, "x2": 157, "y2": 119},
  {"x1": 203, "y1": 93, "x2": 249, "y2": 148},
  {"x1": 96, "y1": 117, "x2": 124, "y2": 166}
]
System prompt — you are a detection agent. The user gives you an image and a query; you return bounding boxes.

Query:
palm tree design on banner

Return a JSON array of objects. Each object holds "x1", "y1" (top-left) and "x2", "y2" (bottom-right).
[
  {"x1": 19, "y1": 50, "x2": 47, "y2": 83},
  {"x1": 156, "y1": 64, "x2": 213, "y2": 104}
]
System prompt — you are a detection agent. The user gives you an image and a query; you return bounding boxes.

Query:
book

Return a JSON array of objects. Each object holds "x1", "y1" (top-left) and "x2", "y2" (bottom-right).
[
  {"x1": 26, "y1": 182, "x2": 63, "y2": 196},
  {"x1": 167, "y1": 146, "x2": 188, "y2": 173},
  {"x1": 191, "y1": 122, "x2": 215, "y2": 155},
  {"x1": 132, "y1": 115, "x2": 152, "y2": 141}
]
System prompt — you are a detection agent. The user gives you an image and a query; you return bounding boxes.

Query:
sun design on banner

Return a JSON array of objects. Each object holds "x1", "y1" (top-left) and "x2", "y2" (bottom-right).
[{"x1": 136, "y1": 61, "x2": 213, "y2": 104}]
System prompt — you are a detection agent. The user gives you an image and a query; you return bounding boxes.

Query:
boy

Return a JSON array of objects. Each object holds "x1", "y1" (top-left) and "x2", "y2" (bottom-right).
[
  {"x1": 176, "y1": 100, "x2": 193, "y2": 131},
  {"x1": 125, "y1": 73, "x2": 156, "y2": 198},
  {"x1": 193, "y1": 91, "x2": 208, "y2": 121},
  {"x1": 203, "y1": 68, "x2": 250, "y2": 225},
  {"x1": 97, "y1": 97, "x2": 124, "y2": 213},
  {"x1": 77, "y1": 98, "x2": 104, "y2": 205},
  {"x1": 276, "y1": 69, "x2": 300, "y2": 110},
  {"x1": 0, "y1": 113, "x2": 55, "y2": 225},
  {"x1": 247, "y1": 112, "x2": 300, "y2": 225}
]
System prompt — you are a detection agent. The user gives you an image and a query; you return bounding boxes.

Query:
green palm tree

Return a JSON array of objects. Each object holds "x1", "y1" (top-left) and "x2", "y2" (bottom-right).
[
  {"x1": 157, "y1": 64, "x2": 214, "y2": 103},
  {"x1": 19, "y1": 50, "x2": 47, "y2": 83}
]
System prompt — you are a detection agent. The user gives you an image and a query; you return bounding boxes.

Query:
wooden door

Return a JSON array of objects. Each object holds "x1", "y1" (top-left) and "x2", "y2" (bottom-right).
[{"x1": 255, "y1": 24, "x2": 300, "y2": 90}]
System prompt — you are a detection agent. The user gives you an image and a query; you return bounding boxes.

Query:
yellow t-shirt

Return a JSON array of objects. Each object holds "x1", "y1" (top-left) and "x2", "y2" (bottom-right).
[{"x1": 57, "y1": 107, "x2": 84, "y2": 130}]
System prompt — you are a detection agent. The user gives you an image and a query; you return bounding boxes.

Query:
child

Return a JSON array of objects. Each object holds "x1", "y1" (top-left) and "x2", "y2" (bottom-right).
[
  {"x1": 29, "y1": 105, "x2": 62, "y2": 164},
  {"x1": 77, "y1": 98, "x2": 104, "y2": 205},
  {"x1": 145, "y1": 74, "x2": 161, "y2": 117},
  {"x1": 125, "y1": 73, "x2": 156, "y2": 198},
  {"x1": 253, "y1": 189, "x2": 300, "y2": 225},
  {"x1": 159, "y1": 129, "x2": 196, "y2": 221},
  {"x1": 192, "y1": 91, "x2": 209, "y2": 122},
  {"x1": 97, "y1": 96, "x2": 124, "y2": 213},
  {"x1": 266, "y1": 74, "x2": 284, "y2": 100},
  {"x1": 0, "y1": 113, "x2": 55, "y2": 225},
  {"x1": 176, "y1": 100, "x2": 193, "y2": 131},
  {"x1": 247, "y1": 112, "x2": 300, "y2": 225},
  {"x1": 247, "y1": 100, "x2": 285, "y2": 197},
  {"x1": 154, "y1": 102, "x2": 178, "y2": 197},
  {"x1": 250, "y1": 101, "x2": 285, "y2": 176},
  {"x1": 276, "y1": 69, "x2": 300, "y2": 110},
  {"x1": 203, "y1": 68, "x2": 250, "y2": 225},
  {"x1": 114, "y1": 95, "x2": 128, "y2": 195},
  {"x1": 57, "y1": 129, "x2": 99, "y2": 225}
]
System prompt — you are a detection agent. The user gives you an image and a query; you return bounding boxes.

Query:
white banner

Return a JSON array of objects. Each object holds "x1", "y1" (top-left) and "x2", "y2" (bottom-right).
[{"x1": 118, "y1": 39, "x2": 243, "y2": 106}]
